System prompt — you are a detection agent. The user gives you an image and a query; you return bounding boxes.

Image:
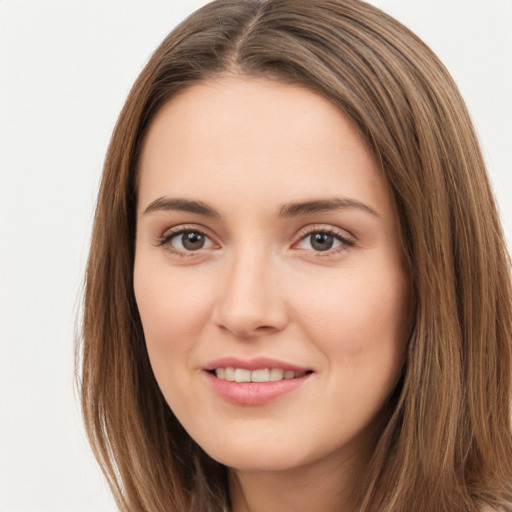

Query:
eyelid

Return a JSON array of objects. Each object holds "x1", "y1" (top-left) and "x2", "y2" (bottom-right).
[
  {"x1": 158, "y1": 223, "x2": 214, "y2": 239},
  {"x1": 156, "y1": 224, "x2": 219, "y2": 255},
  {"x1": 154, "y1": 223, "x2": 355, "y2": 257},
  {"x1": 292, "y1": 224, "x2": 356, "y2": 253}
]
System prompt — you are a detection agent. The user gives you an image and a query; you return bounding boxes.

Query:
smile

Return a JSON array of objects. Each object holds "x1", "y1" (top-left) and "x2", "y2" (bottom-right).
[
  {"x1": 213, "y1": 367, "x2": 307, "y2": 382},
  {"x1": 205, "y1": 360, "x2": 313, "y2": 405}
]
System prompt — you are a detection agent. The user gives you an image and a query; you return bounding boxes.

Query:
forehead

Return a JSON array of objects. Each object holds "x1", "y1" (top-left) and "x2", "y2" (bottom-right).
[{"x1": 137, "y1": 75, "x2": 393, "y2": 218}]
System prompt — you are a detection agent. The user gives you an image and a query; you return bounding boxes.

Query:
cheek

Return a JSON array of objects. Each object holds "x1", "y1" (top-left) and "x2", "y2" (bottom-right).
[
  {"x1": 309, "y1": 268, "x2": 409, "y2": 424},
  {"x1": 133, "y1": 264, "x2": 215, "y2": 361},
  {"x1": 345, "y1": 272, "x2": 410, "y2": 347},
  {"x1": 292, "y1": 263, "x2": 410, "y2": 366},
  {"x1": 133, "y1": 263, "x2": 219, "y2": 414}
]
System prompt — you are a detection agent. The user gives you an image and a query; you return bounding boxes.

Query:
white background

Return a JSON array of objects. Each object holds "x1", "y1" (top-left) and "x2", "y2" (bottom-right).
[{"x1": 0, "y1": 1, "x2": 510, "y2": 511}]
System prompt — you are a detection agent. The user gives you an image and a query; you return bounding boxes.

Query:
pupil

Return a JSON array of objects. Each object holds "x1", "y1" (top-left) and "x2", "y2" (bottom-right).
[
  {"x1": 182, "y1": 232, "x2": 204, "y2": 250},
  {"x1": 311, "y1": 233, "x2": 333, "y2": 251}
]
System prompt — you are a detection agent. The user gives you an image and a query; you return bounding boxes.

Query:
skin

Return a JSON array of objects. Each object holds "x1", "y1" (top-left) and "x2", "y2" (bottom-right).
[{"x1": 134, "y1": 75, "x2": 410, "y2": 512}]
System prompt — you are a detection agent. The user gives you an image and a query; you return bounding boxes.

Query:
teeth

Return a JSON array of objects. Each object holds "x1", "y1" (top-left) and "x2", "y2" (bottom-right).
[
  {"x1": 214, "y1": 367, "x2": 307, "y2": 382},
  {"x1": 234, "y1": 368, "x2": 251, "y2": 383},
  {"x1": 269, "y1": 368, "x2": 284, "y2": 381},
  {"x1": 251, "y1": 369, "x2": 269, "y2": 382},
  {"x1": 225, "y1": 367, "x2": 235, "y2": 381}
]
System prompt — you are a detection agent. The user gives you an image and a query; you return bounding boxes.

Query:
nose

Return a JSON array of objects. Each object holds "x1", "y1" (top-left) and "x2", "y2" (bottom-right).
[{"x1": 212, "y1": 248, "x2": 289, "y2": 339}]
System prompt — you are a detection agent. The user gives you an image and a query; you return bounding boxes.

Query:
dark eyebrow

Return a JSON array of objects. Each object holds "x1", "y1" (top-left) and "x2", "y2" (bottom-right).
[
  {"x1": 143, "y1": 197, "x2": 220, "y2": 217},
  {"x1": 279, "y1": 197, "x2": 380, "y2": 218},
  {"x1": 143, "y1": 196, "x2": 379, "y2": 219}
]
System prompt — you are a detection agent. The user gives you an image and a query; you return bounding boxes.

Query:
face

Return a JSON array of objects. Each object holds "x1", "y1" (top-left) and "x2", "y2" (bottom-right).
[{"x1": 134, "y1": 76, "x2": 410, "y2": 474}]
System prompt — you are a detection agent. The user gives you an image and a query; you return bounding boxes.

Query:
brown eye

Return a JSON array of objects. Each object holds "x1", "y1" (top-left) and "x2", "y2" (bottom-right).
[
  {"x1": 310, "y1": 233, "x2": 334, "y2": 251},
  {"x1": 158, "y1": 227, "x2": 216, "y2": 256},
  {"x1": 179, "y1": 231, "x2": 206, "y2": 250},
  {"x1": 295, "y1": 228, "x2": 354, "y2": 254}
]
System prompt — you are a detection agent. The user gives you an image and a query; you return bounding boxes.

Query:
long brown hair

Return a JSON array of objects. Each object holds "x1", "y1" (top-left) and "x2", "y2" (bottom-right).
[{"x1": 78, "y1": 1, "x2": 512, "y2": 510}]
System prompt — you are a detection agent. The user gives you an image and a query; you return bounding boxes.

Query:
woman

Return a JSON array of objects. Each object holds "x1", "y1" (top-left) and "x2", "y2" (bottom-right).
[{"x1": 79, "y1": 0, "x2": 512, "y2": 510}]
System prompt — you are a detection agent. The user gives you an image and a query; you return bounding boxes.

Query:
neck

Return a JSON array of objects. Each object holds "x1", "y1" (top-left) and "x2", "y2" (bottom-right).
[{"x1": 228, "y1": 450, "x2": 364, "y2": 512}]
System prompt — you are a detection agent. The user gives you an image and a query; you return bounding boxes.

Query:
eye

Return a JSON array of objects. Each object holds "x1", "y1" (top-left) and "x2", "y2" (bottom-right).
[
  {"x1": 158, "y1": 228, "x2": 216, "y2": 254},
  {"x1": 305, "y1": 232, "x2": 338, "y2": 251},
  {"x1": 174, "y1": 231, "x2": 209, "y2": 251},
  {"x1": 294, "y1": 228, "x2": 354, "y2": 253}
]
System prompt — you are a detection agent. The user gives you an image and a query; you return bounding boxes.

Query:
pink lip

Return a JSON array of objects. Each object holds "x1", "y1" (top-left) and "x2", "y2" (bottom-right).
[
  {"x1": 204, "y1": 372, "x2": 311, "y2": 405},
  {"x1": 204, "y1": 356, "x2": 308, "y2": 372},
  {"x1": 203, "y1": 357, "x2": 313, "y2": 406}
]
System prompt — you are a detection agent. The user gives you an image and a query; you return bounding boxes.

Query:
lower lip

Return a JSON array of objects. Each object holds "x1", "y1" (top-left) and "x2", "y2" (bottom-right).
[{"x1": 205, "y1": 371, "x2": 311, "y2": 405}]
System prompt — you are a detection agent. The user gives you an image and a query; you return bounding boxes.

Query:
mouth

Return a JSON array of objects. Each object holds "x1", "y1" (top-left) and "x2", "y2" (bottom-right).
[
  {"x1": 209, "y1": 367, "x2": 312, "y2": 383},
  {"x1": 204, "y1": 359, "x2": 314, "y2": 405},
  {"x1": 204, "y1": 357, "x2": 315, "y2": 406}
]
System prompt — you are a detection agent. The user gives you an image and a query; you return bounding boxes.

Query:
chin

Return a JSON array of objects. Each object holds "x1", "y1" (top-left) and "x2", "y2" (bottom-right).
[{"x1": 198, "y1": 436, "x2": 309, "y2": 472}]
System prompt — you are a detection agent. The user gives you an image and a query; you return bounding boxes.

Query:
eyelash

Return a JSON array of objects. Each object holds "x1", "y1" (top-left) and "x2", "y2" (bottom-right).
[
  {"x1": 156, "y1": 225, "x2": 216, "y2": 258},
  {"x1": 293, "y1": 226, "x2": 355, "y2": 256},
  {"x1": 156, "y1": 225, "x2": 355, "y2": 258}
]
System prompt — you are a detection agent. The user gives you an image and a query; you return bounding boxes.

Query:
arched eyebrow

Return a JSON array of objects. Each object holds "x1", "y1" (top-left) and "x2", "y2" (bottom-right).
[
  {"x1": 143, "y1": 197, "x2": 220, "y2": 217},
  {"x1": 279, "y1": 198, "x2": 380, "y2": 218},
  {"x1": 142, "y1": 196, "x2": 380, "y2": 219}
]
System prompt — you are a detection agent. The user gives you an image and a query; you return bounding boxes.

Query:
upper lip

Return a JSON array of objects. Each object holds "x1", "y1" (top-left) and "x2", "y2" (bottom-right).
[{"x1": 204, "y1": 357, "x2": 310, "y2": 372}]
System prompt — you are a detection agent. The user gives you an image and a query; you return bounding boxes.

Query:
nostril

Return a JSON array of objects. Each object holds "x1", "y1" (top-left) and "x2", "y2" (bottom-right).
[{"x1": 255, "y1": 325, "x2": 274, "y2": 332}]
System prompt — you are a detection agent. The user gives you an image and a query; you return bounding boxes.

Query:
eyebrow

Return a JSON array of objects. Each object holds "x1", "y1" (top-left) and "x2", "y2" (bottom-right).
[
  {"x1": 279, "y1": 198, "x2": 380, "y2": 218},
  {"x1": 143, "y1": 197, "x2": 220, "y2": 217},
  {"x1": 142, "y1": 196, "x2": 380, "y2": 218}
]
